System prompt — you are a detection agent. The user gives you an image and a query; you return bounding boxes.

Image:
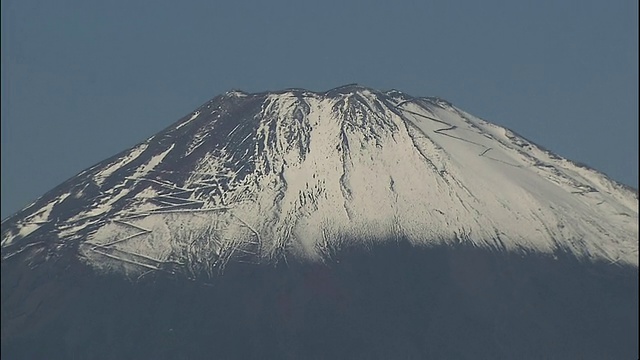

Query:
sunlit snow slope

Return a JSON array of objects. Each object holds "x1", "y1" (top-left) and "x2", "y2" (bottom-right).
[{"x1": 1, "y1": 85, "x2": 637, "y2": 278}]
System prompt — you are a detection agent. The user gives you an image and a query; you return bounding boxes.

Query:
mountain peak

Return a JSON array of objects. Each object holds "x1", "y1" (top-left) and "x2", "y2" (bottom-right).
[
  {"x1": 1, "y1": 86, "x2": 637, "y2": 278},
  {"x1": 222, "y1": 84, "x2": 401, "y2": 101},
  {"x1": 324, "y1": 83, "x2": 377, "y2": 95},
  {"x1": 3, "y1": 85, "x2": 638, "y2": 360}
]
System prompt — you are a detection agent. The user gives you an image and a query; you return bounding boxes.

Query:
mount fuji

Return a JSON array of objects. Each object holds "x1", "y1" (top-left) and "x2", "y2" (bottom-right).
[{"x1": 2, "y1": 85, "x2": 638, "y2": 359}]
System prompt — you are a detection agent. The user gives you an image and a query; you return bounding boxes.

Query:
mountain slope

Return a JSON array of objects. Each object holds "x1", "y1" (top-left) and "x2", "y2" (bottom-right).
[
  {"x1": 1, "y1": 85, "x2": 636, "y2": 278},
  {"x1": 2, "y1": 241, "x2": 637, "y2": 360},
  {"x1": 1, "y1": 85, "x2": 638, "y2": 359}
]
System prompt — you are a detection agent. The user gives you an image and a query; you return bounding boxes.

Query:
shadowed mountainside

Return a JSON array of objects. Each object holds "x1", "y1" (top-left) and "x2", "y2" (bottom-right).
[{"x1": 2, "y1": 239, "x2": 637, "y2": 360}]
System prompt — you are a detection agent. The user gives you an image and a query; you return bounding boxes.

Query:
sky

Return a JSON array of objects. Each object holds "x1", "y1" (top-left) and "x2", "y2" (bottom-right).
[{"x1": 1, "y1": 0, "x2": 638, "y2": 219}]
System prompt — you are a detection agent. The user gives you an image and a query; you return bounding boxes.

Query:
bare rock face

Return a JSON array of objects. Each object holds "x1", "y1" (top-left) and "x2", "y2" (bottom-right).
[{"x1": 2, "y1": 85, "x2": 638, "y2": 359}]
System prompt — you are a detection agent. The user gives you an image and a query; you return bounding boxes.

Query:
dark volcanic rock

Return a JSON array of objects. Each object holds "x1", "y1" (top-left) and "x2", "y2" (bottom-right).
[{"x1": 2, "y1": 241, "x2": 637, "y2": 360}]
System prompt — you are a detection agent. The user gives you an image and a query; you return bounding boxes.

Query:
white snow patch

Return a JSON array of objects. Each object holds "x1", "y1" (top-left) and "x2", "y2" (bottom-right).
[
  {"x1": 176, "y1": 111, "x2": 201, "y2": 130},
  {"x1": 2, "y1": 193, "x2": 71, "y2": 246},
  {"x1": 132, "y1": 144, "x2": 175, "y2": 178},
  {"x1": 93, "y1": 144, "x2": 149, "y2": 186}
]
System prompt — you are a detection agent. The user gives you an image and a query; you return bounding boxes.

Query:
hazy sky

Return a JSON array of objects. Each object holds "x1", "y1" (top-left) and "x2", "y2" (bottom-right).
[{"x1": 1, "y1": 0, "x2": 638, "y2": 219}]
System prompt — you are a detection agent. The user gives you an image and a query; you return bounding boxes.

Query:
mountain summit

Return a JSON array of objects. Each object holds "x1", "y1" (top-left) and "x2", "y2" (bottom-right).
[
  {"x1": 1, "y1": 86, "x2": 638, "y2": 359},
  {"x1": 2, "y1": 85, "x2": 636, "y2": 275}
]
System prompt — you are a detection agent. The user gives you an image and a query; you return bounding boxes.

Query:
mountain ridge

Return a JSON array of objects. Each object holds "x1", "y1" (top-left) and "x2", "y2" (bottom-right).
[
  {"x1": 2, "y1": 85, "x2": 638, "y2": 359},
  {"x1": 1, "y1": 85, "x2": 637, "y2": 279}
]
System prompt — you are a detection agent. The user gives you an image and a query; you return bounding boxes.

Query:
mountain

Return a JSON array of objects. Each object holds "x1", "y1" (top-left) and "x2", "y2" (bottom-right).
[{"x1": 2, "y1": 85, "x2": 638, "y2": 359}]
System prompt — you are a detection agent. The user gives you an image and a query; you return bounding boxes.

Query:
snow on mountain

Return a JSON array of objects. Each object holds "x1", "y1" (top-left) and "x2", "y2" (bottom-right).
[{"x1": 1, "y1": 84, "x2": 637, "y2": 278}]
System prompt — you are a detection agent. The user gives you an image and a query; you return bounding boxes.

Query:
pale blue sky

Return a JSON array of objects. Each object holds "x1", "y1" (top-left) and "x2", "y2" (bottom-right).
[{"x1": 1, "y1": 0, "x2": 638, "y2": 219}]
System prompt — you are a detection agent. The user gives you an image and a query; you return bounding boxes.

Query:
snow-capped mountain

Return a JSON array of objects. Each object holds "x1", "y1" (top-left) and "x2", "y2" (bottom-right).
[
  {"x1": 2, "y1": 85, "x2": 638, "y2": 360},
  {"x1": 1, "y1": 84, "x2": 637, "y2": 278}
]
